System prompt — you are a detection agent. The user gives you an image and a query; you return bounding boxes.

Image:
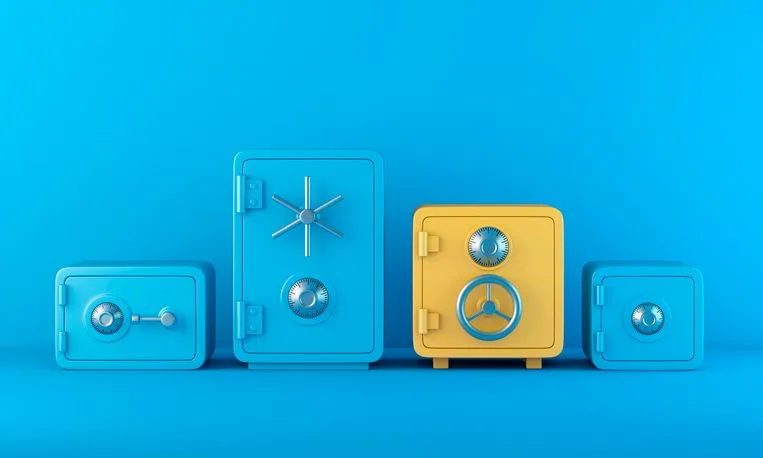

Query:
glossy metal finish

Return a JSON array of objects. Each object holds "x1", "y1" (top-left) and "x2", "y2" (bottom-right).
[
  {"x1": 271, "y1": 175, "x2": 344, "y2": 257},
  {"x1": 287, "y1": 277, "x2": 329, "y2": 319},
  {"x1": 90, "y1": 302, "x2": 125, "y2": 335},
  {"x1": 468, "y1": 226, "x2": 509, "y2": 267},
  {"x1": 456, "y1": 274, "x2": 522, "y2": 341},
  {"x1": 631, "y1": 302, "x2": 665, "y2": 335},
  {"x1": 131, "y1": 310, "x2": 177, "y2": 328}
]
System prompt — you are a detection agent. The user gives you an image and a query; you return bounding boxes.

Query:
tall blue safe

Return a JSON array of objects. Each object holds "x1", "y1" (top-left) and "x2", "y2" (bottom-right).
[
  {"x1": 54, "y1": 261, "x2": 216, "y2": 370},
  {"x1": 232, "y1": 150, "x2": 385, "y2": 369},
  {"x1": 582, "y1": 261, "x2": 704, "y2": 370}
]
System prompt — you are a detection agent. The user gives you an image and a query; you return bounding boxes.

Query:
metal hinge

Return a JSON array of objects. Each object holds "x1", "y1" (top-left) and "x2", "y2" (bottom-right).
[
  {"x1": 55, "y1": 285, "x2": 66, "y2": 353},
  {"x1": 417, "y1": 232, "x2": 440, "y2": 257},
  {"x1": 235, "y1": 176, "x2": 263, "y2": 213},
  {"x1": 56, "y1": 284, "x2": 67, "y2": 306},
  {"x1": 57, "y1": 331, "x2": 67, "y2": 353},
  {"x1": 234, "y1": 301, "x2": 263, "y2": 340},
  {"x1": 595, "y1": 331, "x2": 605, "y2": 353},
  {"x1": 595, "y1": 285, "x2": 604, "y2": 306},
  {"x1": 416, "y1": 309, "x2": 440, "y2": 334}
]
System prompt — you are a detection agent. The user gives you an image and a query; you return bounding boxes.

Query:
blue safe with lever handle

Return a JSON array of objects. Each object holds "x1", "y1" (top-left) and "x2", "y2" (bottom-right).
[
  {"x1": 54, "y1": 261, "x2": 216, "y2": 370},
  {"x1": 232, "y1": 150, "x2": 385, "y2": 369}
]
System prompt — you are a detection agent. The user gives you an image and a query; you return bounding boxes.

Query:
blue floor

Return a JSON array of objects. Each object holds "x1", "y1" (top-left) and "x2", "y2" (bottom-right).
[{"x1": 1, "y1": 346, "x2": 761, "y2": 457}]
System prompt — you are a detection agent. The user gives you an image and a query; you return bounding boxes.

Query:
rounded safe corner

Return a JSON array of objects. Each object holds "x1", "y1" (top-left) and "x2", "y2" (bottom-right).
[
  {"x1": 581, "y1": 261, "x2": 704, "y2": 371},
  {"x1": 232, "y1": 150, "x2": 385, "y2": 370},
  {"x1": 412, "y1": 204, "x2": 564, "y2": 370},
  {"x1": 54, "y1": 261, "x2": 216, "y2": 371}
]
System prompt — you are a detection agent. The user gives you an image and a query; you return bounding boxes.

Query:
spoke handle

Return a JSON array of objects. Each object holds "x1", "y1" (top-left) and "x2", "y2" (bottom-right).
[{"x1": 269, "y1": 176, "x2": 344, "y2": 257}]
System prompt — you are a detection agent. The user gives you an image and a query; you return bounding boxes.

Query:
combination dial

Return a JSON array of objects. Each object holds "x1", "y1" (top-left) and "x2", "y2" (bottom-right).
[
  {"x1": 468, "y1": 226, "x2": 509, "y2": 267},
  {"x1": 287, "y1": 277, "x2": 330, "y2": 320}
]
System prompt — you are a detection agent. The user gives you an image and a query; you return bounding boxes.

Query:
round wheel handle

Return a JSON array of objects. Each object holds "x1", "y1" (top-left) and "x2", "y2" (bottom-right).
[{"x1": 456, "y1": 274, "x2": 522, "y2": 341}]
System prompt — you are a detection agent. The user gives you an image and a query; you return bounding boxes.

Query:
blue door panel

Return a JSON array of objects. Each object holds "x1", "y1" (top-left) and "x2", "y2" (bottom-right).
[
  {"x1": 601, "y1": 276, "x2": 695, "y2": 362},
  {"x1": 240, "y1": 158, "x2": 376, "y2": 355},
  {"x1": 63, "y1": 276, "x2": 197, "y2": 361}
]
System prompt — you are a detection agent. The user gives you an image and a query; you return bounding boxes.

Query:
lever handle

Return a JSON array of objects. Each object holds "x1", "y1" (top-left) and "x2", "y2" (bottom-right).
[{"x1": 132, "y1": 310, "x2": 176, "y2": 328}]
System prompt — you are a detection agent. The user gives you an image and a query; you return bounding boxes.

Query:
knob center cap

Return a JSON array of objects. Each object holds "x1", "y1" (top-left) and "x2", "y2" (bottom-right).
[
  {"x1": 299, "y1": 291, "x2": 317, "y2": 308},
  {"x1": 160, "y1": 312, "x2": 176, "y2": 327},
  {"x1": 480, "y1": 239, "x2": 498, "y2": 256},
  {"x1": 99, "y1": 313, "x2": 114, "y2": 327},
  {"x1": 299, "y1": 209, "x2": 315, "y2": 224}
]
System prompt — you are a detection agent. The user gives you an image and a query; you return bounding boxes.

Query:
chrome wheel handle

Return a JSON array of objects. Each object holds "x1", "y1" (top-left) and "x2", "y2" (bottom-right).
[
  {"x1": 271, "y1": 176, "x2": 344, "y2": 257},
  {"x1": 456, "y1": 274, "x2": 522, "y2": 341}
]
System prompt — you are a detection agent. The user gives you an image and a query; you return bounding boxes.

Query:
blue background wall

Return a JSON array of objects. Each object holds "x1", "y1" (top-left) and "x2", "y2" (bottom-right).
[{"x1": 1, "y1": 0, "x2": 761, "y2": 352}]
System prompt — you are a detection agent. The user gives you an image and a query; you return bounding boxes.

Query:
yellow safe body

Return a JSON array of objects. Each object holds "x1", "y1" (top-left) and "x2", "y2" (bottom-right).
[{"x1": 412, "y1": 205, "x2": 564, "y2": 369}]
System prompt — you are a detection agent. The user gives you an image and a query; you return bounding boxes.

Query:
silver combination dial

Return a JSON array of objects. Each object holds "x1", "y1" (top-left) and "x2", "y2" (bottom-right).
[
  {"x1": 631, "y1": 302, "x2": 665, "y2": 335},
  {"x1": 468, "y1": 226, "x2": 509, "y2": 267},
  {"x1": 287, "y1": 277, "x2": 329, "y2": 319},
  {"x1": 90, "y1": 302, "x2": 125, "y2": 335}
]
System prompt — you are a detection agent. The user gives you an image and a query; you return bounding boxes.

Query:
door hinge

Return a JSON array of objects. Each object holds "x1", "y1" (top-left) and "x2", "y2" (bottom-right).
[
  {"x1": 234, "y1": 301, "x2": 263, "y2": 340},
  {"x1": 57, "y1": 331, "x2": 67, "y2": 353},
  {"x1": 56, "y1": 284, "x2": 67, "y2": 306},
  {"x1": 595, "y1": 331, "x2": 605, "y2": 353},
  {"x1": 595, "y1": 285, "x2": 604, "y2": 306},
  {"x1": 235, "y1": 176, "x2": 263, "y2": 214},
  {"x1": 416, "y1": 309, "x2": 440, "y2": 334},
  {"x1": 417, "y1": 232, "x2": 440, "y2": 257}
]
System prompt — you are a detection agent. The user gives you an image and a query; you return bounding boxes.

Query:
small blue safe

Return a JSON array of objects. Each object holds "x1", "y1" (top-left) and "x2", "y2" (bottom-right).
[
  {"x1": 54, "y1": 261, "x2": 215, "y2": 370},
  {"x1": 582, "y1": 261, "x2": 704, "y2": 370},
  {"x1": 232, "y1": 150, "x2": 385, "y2": 369}
]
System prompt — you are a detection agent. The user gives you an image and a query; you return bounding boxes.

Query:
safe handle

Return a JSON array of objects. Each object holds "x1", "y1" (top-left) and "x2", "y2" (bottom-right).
[
  {"x1": 271, "y1": 176, "x2": 344, "y2": 257},
  {"x1": 132, "y1": 308, "x2": 176, "y2": 328}
]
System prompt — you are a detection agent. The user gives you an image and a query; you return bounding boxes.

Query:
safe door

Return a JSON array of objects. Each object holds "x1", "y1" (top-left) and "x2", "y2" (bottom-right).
[
  {"x1": 234, "y1": 152, "x2": 381, "y2": 360},
  {"x1": 597, "y1": 275, "x2": 697, "y2": 362},
  {"x1": 58, "y1": 275, "x2": 198, "y2": 362},
  {"x1": 418, "y1": 215, "x2": 558, "y2": 350}
]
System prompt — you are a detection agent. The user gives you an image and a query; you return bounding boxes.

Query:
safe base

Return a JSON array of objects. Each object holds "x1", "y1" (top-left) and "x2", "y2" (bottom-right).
[{"x1": 431, "y1": 357, "x2": 544, "y2": 370}]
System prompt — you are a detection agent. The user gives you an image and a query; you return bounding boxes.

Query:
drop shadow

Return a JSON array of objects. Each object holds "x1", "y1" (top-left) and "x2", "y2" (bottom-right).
[
  {"x1": 200, "y1": 348, "x2": 597, "y2": 372},
  {"x1": 201, "y1": 356, "x2": 247, "y2": 370},
  {"x1": 370, "y1": 355, "x2": 594, "y2": 371},
  {"x1": 2, "y1": 346, "x2": 598, "y2": 375},
  {"x1": 370, "y1": 357, "x2": 433, "y2": 370}
]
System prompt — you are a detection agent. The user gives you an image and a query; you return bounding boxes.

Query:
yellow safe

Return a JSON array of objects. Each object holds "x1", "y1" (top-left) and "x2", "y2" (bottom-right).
[{"x1": 412, "y1": 205, "x2": 564, "y2": 369}]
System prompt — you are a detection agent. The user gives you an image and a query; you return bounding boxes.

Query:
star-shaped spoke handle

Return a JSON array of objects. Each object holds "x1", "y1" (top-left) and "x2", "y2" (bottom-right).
[{"x1": 271, "y1": 176, "x2": 344, "y2": 257}]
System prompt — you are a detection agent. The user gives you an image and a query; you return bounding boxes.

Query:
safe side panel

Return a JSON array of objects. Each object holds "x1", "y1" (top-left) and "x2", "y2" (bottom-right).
[
  {"x1": 64, "y1": 276, "x2": 197, "y2": 361},
  {"x1": 241, "y1": 158, "x2": 376, "y2": 355},
  {"x1": 601, "y1": 276, "x2": 695, "y2": 362},
  {"x1": 421, "y1": 216, "x2": 556, "y2": 350}
]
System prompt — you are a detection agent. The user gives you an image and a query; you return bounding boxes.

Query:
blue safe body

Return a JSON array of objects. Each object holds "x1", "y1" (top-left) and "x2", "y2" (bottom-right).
[
  {"x1": 582, "y1": 261, "x2": 704, "y2": 370},
  {"x1": 232, "y1": 150, "x2": 385, "y2": 369},
  {"x1": 54, "y1": 261, "x2": 216, "y2": 370}
]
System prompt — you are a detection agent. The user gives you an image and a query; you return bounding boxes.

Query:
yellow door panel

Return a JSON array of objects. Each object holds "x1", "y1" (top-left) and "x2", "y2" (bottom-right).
[{"x1": 421, "y1": 216, "x2": 556, "y2": 349}]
